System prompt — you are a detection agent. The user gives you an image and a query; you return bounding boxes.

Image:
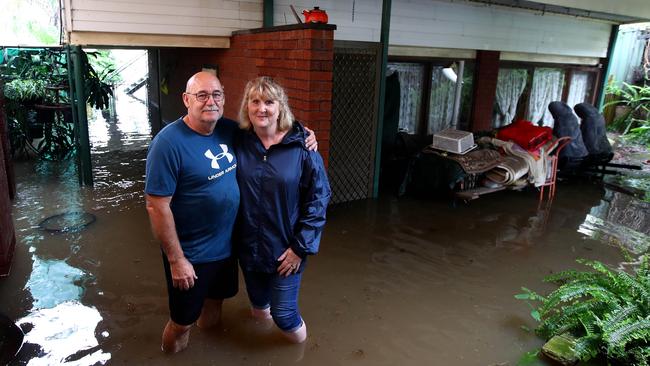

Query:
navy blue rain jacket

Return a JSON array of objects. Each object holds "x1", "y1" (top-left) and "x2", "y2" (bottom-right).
[{"x1": 235, "y1": 123, "x2": 331, "y2": 273}]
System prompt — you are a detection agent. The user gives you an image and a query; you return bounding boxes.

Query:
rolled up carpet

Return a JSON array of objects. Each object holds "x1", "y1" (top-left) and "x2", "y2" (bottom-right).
[{"x1": 485, "y1": 155, "x2": 529, "y2": 185}]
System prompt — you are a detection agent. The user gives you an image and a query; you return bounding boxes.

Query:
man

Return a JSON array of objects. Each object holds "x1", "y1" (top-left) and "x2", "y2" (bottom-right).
[
  {"x1": 145, "y1": 71, "x2": 239, "y2": 353},
  {"x1": 145, "y1": 72, "x2": 316, "y2": 353}
]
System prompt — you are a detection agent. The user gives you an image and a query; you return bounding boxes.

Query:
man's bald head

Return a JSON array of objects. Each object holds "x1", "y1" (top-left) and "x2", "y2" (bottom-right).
[{"x1": 186, "y1": 71, "x2": 222, "y2": 94}]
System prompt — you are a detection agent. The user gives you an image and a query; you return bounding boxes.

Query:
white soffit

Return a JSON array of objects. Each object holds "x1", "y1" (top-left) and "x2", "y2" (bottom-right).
[
  {"x1": 389, "y1": 46, "x2": 476, "y2": 59},
  {"x1": 69, "y1": 32, "x2": 230, "y2": 48},
  {"x1": 501, "y1": 51, "x2": 600, "y2": 65},
  {"x1": 464, "y1": 0, "x2": 648, "y2": 23}
]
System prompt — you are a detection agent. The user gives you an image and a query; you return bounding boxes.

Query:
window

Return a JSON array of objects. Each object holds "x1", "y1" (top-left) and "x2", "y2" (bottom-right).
[
  {"x1": 494, "y1": 68, "x2": 528, "y2": 128},
  {"x1": 387, "y1": 63, "x2": 425, "y2": 133},
  {"x1": 526, "y1": 68, "x2": 565, "y2": 127},
  {"x1": 566, "y1": 71, "x2": 597, "y2": 110},
  {"x1": 387, "y1": 60, "x2": 474, "y2": 135},
  {"x1": 491, "y1": 64, "x2": 600, "y2": 128}
]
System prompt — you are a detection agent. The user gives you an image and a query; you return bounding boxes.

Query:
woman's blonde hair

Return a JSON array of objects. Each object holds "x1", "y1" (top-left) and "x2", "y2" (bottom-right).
[{"x1": 238, "y1": 76, "x2": 294, "y2": 131}]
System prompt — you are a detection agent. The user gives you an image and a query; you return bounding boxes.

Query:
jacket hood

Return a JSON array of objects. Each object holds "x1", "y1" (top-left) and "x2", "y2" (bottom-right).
[{"x1": 279, "y1": 122, "x2": 308, "y2": 148}]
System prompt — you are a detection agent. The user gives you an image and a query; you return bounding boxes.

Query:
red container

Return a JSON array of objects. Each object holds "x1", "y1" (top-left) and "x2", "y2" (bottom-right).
[
  {"x1": 496, "y1": 119, "x2": 553, "y2": 152},
  {"x1": 302, "y1": 7, "x2": 328, "y2": 24}
]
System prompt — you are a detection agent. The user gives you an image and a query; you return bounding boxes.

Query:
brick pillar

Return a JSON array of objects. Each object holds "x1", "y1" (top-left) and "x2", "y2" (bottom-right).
[
  {"x1": 157, "y1": 24, "x2": 335, "y2": 167},
  {"x1": 224, "y1": 24, "x2": 336, "y2": 167},
  {"x1": 469, "y1": 50, "x2": 500, "y2": 132},
  {"x1": 0, "y1": 83, "x2": 16, "y2": 276}
]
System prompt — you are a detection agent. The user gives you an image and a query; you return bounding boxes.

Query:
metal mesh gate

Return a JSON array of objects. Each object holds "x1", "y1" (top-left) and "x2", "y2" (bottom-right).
[{"x1": 328, "y1": 42, "x2": 381, "y2": 204}]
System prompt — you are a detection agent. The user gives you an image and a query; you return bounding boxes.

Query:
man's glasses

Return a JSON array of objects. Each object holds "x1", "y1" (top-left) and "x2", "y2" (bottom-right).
[{"x1": 185, "y1": 91, "x2": 224, "y2": 103}]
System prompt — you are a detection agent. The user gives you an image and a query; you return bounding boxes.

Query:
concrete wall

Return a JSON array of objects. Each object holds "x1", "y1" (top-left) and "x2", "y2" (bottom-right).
[{"x1": 157, "y1": 24, "x2": 334, "y2": 166}]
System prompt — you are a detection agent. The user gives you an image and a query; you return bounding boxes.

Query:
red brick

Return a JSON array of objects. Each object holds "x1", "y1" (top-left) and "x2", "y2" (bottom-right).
[
  {"x1": 309, "y1": 38, "x2": 333, "y2": 50},
  {"x1": 279, "y1": 31, "x2": 299, "y2": 40},
  {"x1": 297, "y1": 38, "x2": 313, "y2": 49},
  {"x1": 286, "y1": 70, "x2": 310, "y2": 81},
  {"x1": 304, "y1": 50, "x2": 333, "y2": 61},
  {"x1": 309, "y1": 71, "x2": 332, "y2": 81},
  {"x1": 310, "y1": 91, "x2": 331, "y2": 101},
  {"x1": 279, "y1": 40, "x2": 298, "y2": 50},
  {"x1": 320, "y1": 101, "x2": 332, "y2": 111},
  {"x1": 312, "y1": 61, "x2": 333, "y2": 72},
  {"x1": 306, "y1": 29, "x2": 329, "y2": 39},
  {"x1": 285, "y1": 49, "x2": 302, "y2": 60},
  {"x1": 302, "y1": 111, "x2": 331, "y2": 121},
  {"x1": 310, "y1": 81, "x2": 332, "y2": 92}
]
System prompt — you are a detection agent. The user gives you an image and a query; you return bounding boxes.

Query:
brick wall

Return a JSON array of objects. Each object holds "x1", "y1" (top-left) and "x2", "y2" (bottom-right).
[
  {"x1": 469, "y1": 50, "x2": 500, "y2": 132},
  {"x1": 158, "y1": 24, "x2": 335, "y2": 167},
  {"x1": 218, "y1": 24, "x2": 335, "y2": 166}
]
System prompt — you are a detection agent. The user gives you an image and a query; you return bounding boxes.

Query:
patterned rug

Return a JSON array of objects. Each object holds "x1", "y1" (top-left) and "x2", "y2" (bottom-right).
[{"x1": 431, "y1": 148, "x2": 503, "y2": 174}]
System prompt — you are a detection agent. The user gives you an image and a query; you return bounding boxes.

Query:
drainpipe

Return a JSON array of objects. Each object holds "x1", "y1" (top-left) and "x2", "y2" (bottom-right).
[
  {"x1": 451, "y1": 60, "x2": 465, "y2": 127},
  {"x1": 372, "y1": 0, "x2": 392, "y2": 198},
  {"x1": 597, "y1": 24, "x2": 619, "y2": 112},
  {"x1": 69, "y1": 45, "x2": 93, "y2": 186},
  {"x1": 263, "y1": 0, "x2": 273, "y2": 28}
]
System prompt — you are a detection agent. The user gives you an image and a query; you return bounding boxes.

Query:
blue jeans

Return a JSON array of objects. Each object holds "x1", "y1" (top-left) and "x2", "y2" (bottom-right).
[{"x1": 243, "y1": 270, "x2": 303, "y2": 332}]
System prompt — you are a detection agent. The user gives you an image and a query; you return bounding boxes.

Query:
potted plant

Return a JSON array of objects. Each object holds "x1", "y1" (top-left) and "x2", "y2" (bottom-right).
[
  {"x1": 1, "y1": 48, "x2": 115, "y2": 160},
  {"x1": 605, "y1": 80, "x2": 650, "y2": 146}
]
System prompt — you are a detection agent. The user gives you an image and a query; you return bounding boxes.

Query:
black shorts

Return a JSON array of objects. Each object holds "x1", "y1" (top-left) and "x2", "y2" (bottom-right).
[{"x1": 162, "y1": 254, "x2": 238, "y2": 326}]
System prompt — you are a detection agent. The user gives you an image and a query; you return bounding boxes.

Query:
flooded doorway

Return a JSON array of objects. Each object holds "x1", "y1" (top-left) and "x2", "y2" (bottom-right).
[{"x1": 2, "y1": 48, "x2": 152, "y2": 365}]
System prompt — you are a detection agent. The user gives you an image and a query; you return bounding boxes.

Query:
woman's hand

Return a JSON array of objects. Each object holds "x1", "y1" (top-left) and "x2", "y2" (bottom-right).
[{"x1": 277, "y1": 248, "x2": 302, "y2": 277}]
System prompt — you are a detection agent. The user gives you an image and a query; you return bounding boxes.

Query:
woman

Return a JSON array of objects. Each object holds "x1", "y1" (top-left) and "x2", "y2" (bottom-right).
[{"x1": 235, "y1": 77, "x2": 331, "y2": 343}]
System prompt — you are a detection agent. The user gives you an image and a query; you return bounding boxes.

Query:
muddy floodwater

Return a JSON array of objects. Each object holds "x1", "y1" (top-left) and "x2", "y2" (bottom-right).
[{"x1": 2, "y1": 93, "x2": 650, "y2": 365}]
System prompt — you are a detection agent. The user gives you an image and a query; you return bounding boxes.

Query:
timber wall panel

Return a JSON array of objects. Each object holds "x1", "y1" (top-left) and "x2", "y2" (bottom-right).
[
  {"x1": 68, "y1": 0, "x2": 262, "y2": 36},
  {"x1": 274, "y1": 0, "x2": 611, "y2": 58}
]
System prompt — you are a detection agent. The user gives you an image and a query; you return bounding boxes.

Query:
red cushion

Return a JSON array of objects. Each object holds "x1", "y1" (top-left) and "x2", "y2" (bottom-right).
[{"x1": 496, "y1": 119, "x2": 553, "y2": 152}]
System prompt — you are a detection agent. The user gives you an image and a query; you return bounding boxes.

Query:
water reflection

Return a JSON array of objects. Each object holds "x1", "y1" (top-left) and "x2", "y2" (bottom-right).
[
  {"x1": 24, "y1": 257, "x2": 86, "y2": 309},
  {"x1": 579, "y1": 189, "x2": 650, "y2": 254},
  {"x1": 16, "y1": 301, "x2": 110, "y2": 365}
]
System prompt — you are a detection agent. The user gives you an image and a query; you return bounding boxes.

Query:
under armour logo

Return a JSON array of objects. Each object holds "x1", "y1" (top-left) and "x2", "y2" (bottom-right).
[{"x1": 204, "y1": 144, "x2": 234, "y2": 169}]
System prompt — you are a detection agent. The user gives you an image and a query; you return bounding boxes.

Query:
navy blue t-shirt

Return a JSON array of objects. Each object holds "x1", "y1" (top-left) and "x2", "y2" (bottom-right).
[{"x1": 145, "y1": 118, "x2": 239, "y2": 264}]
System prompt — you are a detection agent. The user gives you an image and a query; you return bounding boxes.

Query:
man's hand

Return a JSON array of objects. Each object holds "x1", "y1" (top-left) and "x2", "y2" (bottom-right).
[
  {"x1": 304, "y1": 127, "x2": 318, "y2": 151},
  {"x1": 170, "y1": 257, "x2": 198, "y2": 290}
]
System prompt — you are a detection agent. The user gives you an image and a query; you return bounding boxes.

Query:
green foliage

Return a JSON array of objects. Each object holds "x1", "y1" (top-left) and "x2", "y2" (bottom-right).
[
  {"x1": 1, "y1": 47, "x2": 116, "y2": 160},
  {"x1": 605, "y1": 81, "x2": 650, "y2": 146},
  {"x1": 82, "y1": 51, "x2": 115, "y2": 110},
  {"x1": 516, "y1": 256, "x2": 650, "y2": 365},
  {"x1": 4, "y1": 79, "x2": 48, "y2": 102}
]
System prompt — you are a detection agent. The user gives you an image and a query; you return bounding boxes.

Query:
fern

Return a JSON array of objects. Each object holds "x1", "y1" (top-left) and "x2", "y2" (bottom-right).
[
  {"x1": 601, "y1": 304, "x2": 641, "y2": 333},
  {"x1": 629, "y1": 345, "x2": 650, "y2": 366},
  {"x1": 517, "y1": 255, "x2": 650, "y2": 365},
  {"x1": 572, "y1": 334, "x2": 601, "y2": 361},
  {"x1": 605, "y1": 318, "x2": 650, "y2": 357},
  {"x1": 544, "y1": 269, "x2": 598, "y2": 284},
  {"x1": 537, "y1": 299, "x2": 606, "y2": 338},
  {"x1": 540, "y1": 284, "x2": 618, "y2": 317}
]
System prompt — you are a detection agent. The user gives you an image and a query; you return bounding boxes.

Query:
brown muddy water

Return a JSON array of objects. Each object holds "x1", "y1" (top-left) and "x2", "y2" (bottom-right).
[{"x1": 2, "y1": 93, "x2": 650, "y2": 365}]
